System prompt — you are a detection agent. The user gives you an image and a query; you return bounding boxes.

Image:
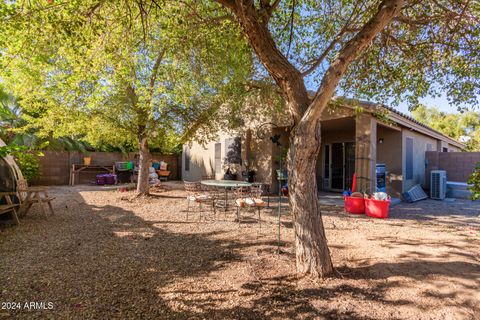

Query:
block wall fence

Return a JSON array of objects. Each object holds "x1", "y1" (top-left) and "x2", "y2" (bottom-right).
[
  {"x1": 425, "y1": 151, "x2": 480, "y2": 189},
  {"x1": 30, "y1": 151, "x2": 181, "y2": 186}
]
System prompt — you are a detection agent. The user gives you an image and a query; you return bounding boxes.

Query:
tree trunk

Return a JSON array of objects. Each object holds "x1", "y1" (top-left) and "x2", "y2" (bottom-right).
[
  {"x1": 136, "y1": 135, "x2": 151, "y2": 195},
  {"x1": 288, "y1": 120, "x2": 333, "y2": 277}
]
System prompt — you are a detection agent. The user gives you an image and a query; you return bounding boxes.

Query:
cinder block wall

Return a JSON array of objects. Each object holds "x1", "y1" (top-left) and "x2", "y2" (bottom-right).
[
  {"x1": 30, "y1": 151, "x2": 180, "y2": 185},
  {"x1": 425, "y1": 151, "x2": 480, "y2": 189}
]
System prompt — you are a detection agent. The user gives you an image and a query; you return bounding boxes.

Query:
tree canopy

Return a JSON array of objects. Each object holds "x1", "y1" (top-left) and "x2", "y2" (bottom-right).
[
  {"x1": 412, "y1": 104, "x2": 480, "y2": 151},
  {"x1": 0, "y1": 1, "x2": 254, "y2": 155}
]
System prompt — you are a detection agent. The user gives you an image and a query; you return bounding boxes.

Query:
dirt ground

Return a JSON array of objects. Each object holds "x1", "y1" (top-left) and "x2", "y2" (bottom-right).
[{"x1": 0, "y1": 184, "x2": 479, "y2": 319}]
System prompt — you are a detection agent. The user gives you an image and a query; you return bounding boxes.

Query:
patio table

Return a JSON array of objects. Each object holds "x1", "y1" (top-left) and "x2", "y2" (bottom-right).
[{"x1": 200, "y1": 180, "x2": 252, "y2": 211}]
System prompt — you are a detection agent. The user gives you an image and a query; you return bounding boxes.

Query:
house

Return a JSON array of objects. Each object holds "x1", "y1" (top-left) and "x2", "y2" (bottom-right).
[{"x1": 182, "y1": 99, "x2": 463, "y2": 198}]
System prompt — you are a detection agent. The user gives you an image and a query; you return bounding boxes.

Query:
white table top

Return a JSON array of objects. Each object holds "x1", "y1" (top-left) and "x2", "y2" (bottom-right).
[{"x1": 200, "y1": 180, "x2": 252, "y2": 188}]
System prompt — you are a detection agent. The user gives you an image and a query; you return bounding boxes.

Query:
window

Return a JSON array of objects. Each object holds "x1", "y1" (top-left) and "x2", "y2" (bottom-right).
[
  {"x1": 214, "y1": 143, "x2": 221, "y2": 174},
  {"x1": 184, "y1": 146, "x2": 190, "y2": 171},
  {"x1": 442, "y1": 147, "x2": 448, "y2": 152},
  {"x1": 405, "y1": 137, "x2": 413, "y2": 180},
  {"x1": 224, "y1": 137, "x2": 242, "y2": 164}
]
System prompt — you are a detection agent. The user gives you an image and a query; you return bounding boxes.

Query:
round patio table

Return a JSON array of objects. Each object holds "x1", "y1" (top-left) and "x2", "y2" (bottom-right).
[{"x1": 201, "y1": 180, "x2": 252, "y2": 211}]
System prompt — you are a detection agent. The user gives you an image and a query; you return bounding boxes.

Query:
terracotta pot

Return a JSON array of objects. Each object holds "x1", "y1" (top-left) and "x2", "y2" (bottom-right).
[{"x1": 83, "y1": 157, "x2": 92, "y2": 165}]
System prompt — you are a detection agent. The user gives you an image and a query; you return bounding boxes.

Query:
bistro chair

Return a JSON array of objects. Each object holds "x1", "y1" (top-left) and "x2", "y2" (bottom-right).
[
  {"x1": 183, "y1": 181, "x2": 217, "y2": 221},
  {"x1": 234, "y1": 186, "x2": 264, "y2": 227}
]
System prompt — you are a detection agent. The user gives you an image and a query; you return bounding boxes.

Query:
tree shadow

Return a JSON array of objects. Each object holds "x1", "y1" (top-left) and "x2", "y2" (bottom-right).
[
  {"x1": 0, "y1": 194, "x2": 259, "y2": 318},
  {"x1": 2, "y1": 187, "x2": 479, "y2": 319}
]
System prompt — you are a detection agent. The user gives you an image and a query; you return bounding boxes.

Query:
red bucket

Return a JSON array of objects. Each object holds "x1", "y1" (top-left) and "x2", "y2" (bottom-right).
[
  {"x1": 365, "y1": 197, "x2": 391, "y2": 219},
  {"x1": 344, "y1": 196, "x2": 365, "y2": 214}
]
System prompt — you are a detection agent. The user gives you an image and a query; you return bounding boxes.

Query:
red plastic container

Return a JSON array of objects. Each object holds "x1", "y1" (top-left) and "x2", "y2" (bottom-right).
[
  {"x1": 344, "y1": 196, "x2": 365, "y2": 214},
  {"x1": 364, "y1": 197, "x2": 391, "y2": 219}
]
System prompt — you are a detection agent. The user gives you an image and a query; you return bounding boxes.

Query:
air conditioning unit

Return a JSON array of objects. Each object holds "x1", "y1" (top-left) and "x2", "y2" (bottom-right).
[{"x1": 430, "y1": 170, "x2": 447, "y2": 200}]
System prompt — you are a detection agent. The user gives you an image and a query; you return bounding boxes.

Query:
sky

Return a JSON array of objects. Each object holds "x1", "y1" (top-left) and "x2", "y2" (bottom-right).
[
  {"x1": 396, "y1": 92, "x2": 480, "y2": 115},
  {"x1": 397, "y1": 94, "x2": 456, "y2": 115}
]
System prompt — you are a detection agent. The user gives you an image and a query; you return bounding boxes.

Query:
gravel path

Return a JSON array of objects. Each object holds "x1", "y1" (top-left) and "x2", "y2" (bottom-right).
[{"x1": 1, "y1": 185, "x2": 479, "y2": 319}]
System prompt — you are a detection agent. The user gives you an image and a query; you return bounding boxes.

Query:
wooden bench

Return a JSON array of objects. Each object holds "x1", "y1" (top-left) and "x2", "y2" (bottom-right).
[{"x1": 0, "y1": 192, "x2": 20, "y2": 225}]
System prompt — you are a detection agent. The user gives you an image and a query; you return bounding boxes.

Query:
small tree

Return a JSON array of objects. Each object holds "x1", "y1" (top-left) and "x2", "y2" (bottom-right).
[{"x1": 0, "y1": 1, "x2": 252, "y2": 194}]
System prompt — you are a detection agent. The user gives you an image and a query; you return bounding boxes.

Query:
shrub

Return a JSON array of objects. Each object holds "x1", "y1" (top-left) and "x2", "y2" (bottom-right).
[
  {"x1": 14, "y1": 152, "x2": 41, "y2": 182},
  {"x1": 468, "y1": 162, "x2": 480, "y2": 200},
  {"x1": 0, "y1": 144, "x2": 42, "y2": 181}
]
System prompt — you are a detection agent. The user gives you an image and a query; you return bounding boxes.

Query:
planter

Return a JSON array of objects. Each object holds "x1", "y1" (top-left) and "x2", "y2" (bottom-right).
[{"x1": 83, "y1": 157, "x2": 92, "y2": 165}]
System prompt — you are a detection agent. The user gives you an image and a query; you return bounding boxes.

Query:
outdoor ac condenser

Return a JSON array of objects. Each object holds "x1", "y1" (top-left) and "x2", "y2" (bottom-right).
[{"x1": 430, "y1": 170, "x2": 447, "y2": 200}]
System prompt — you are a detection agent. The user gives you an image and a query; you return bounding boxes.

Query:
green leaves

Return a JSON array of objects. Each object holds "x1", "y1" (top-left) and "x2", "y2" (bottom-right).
[
  {"x1": 0, "y1": 144, "x2": 41, "y2": 181},
  {"x1": 0, "y1": 0, "x2": 254, "y2": 152},
  {"x1": 411, "y1": 105, "x2": 480, "y2": 151}
]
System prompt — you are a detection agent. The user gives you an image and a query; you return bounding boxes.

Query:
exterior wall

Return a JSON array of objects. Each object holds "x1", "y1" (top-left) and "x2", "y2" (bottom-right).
[
  {"x1": 437, "y1": 140, "x2": 449, "y2": 152},
  {"x1": 447, "y1": 144, "x2": 462, "y2": 152},
  {"x1": 425, "y1": 151, "x2": 480, "y2": 186},
  {"x1": 402, "y1": 129, "x2": 438, "y2": 191},
  {"x1": 182, "y1": 130, "x2": 274, "y2": 183},
  {"x1": 183, "y1": 136, "x2": 223, "y2": 182},
  {"x1": 376, "y1": 125, "x2": 403, "y2": 198},
  {"x1": 31, "y1": 151, "x2": 179, "y2": 185}
]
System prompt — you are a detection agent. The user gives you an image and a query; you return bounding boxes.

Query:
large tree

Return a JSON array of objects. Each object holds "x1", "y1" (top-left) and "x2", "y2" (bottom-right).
[
  {"x1": 0, "y1": 1, "x2": 252, "y2": 194},
  {"x1": 207, "y1": 0, "x2": 479, "y2": 277}
]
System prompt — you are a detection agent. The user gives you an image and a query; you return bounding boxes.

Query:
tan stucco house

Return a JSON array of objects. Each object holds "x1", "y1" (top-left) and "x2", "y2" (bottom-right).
[{"x1": 182, "y1": 99, "x2": 463, "y2": 197}]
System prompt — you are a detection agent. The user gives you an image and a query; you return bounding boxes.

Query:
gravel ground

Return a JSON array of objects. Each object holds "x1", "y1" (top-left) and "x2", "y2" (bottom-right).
[{"x1": 0, "y1": 184, "x2": 479, "y2": 319}]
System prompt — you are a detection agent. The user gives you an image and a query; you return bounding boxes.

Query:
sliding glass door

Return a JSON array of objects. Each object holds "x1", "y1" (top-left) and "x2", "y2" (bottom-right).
[{"x1": 325, "y1": 142, "x2": 355, "y2": 191}]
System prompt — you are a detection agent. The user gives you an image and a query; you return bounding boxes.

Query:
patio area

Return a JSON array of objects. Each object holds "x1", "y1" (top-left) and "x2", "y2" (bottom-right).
[{"x1": 0, "y1": 184, "x2": 479, "y2": 319}]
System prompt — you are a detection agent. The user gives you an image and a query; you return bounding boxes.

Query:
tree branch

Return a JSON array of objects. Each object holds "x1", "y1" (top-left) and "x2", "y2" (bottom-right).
[
  {"x1": 286, "y1": 0, "x2": 296, "y2": 56},
  {"x1": 149, "y1": 49, "x2": 166, "y2": 96},
  {"x1": 214, "y1": 0, "x2": 237, "y2": 11},
  {"x1": 215, "y1": 0, "x2": 309, "y2": 124},
  {"x1": 302, "y1": 0, "x2": 405, "y2": 126},
  {"x1": 301, "y1": 1, "x2": 362, "y2": 76},
  {"x1": 262, "y1": 0, "x2": 282, "y2": 21},
  {"x1": 301, "y1": 34, "x2": 341, "y2": 77}
]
